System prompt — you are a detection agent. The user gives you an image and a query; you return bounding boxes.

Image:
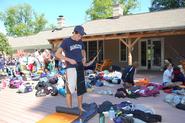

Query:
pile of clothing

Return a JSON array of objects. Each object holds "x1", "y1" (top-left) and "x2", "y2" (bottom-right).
[
  {"x1": 165, "y1": 93, "x2": 185, "y2": 111},
  {"x1": 98, "y1": 101, "x2": 162, "y2": 123},
  {"x1": 115, "y1": 83, "x2": 162, "y2": 99},
  {"x1": 87, "y1": 70, "x2": 122, "y2": 85},
  {"x1": 35, "y1": 77, "x2": 59, "y2": 97}
]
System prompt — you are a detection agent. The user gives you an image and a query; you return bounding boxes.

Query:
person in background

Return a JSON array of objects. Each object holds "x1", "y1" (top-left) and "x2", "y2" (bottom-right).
[
  {"x1": 122, "y1": 61, "x2": 139, "y2": 88},
  {"x1": 163, "y1": 63, "x2": 182, "y2": 87},
  {"x1": 0, "y1": 54, "x2": 5, "y2": 72},
  {"x1": 172, "y1": 66, "x2": 185, "y2": 85}
]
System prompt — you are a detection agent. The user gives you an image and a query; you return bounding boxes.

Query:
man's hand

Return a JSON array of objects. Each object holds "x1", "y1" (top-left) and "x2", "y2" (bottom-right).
[
  {"x1": 69, "y1": 58, "x2": 77, "y2": 65},
  {"x1": 82, "y1": 57, "x2": 86, "y2": 66}
]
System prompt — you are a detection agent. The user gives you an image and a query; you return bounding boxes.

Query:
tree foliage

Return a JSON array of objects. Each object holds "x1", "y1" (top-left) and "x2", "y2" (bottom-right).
[
  {"x1": 86, "y1": 0, "x2": 138, "y2": 20},
  {"x1": 86, "y1": 0, "x2": 113, "y2": 20},
  {"x1": 0, "y1": 3, "x2": 47, "y2": 37},
  {"x1": 115, "y1": 0, "x2": 138, "y2": 15},
  {"x1": 150, "y1": 0, "x2": 185, "y2": 11},
  {"x1": 0, "y1": 33, "x2": 12, "y2": 55}
]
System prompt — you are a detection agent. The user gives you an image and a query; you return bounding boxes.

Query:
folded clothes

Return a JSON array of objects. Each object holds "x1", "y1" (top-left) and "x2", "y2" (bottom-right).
[
  {"x1": 73, "y1": 103, "x2": 98, "y2": 123},
  {"x1": 56, "y1": 106, "x2": 80, "y2": 115},
  {"x1": 56, "y1": 103, "x2": 98, "y2": 123}
]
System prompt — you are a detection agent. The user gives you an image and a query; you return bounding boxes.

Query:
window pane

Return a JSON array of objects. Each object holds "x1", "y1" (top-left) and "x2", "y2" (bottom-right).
[
  {"x1": 120, "y1": 42, "x2": 126, "y2": 61},
  {"x1": 141, "y1": 42, "x2": 147, "y2": 66},
  {"x1": 83, "y1": 42, "x2": 87, "y2": 51},
  {"x1": 98, "y1": 41, "x2": 103, "y2": 62},
  {"x1": 89, "y1": 41, "x2": 97, "y2": 60},
  {"x1": 153, "y1": 41, "x2": 161, "y2": 66},
  {"x1": 83, "y1": 41, "x2": 88, "y2": 59}
]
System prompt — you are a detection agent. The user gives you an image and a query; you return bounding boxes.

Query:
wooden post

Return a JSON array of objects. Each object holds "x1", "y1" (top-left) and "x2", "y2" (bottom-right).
[
  {"x1": 128, "y1": 39, "x2": 132, "y2": 65},
  {"x1": 120, "y1": 37, "x2": 141, "y2": 65}
]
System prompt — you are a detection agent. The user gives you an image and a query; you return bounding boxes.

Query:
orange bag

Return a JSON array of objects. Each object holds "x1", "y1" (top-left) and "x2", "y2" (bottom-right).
[{"x1": 135, "y1": 78, "x2": 149, "y2": 86}]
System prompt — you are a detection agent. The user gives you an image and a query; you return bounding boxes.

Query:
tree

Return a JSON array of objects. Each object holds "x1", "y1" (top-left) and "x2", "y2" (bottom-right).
[
  {"x1": 86, "y1": 0, "x2": 138, "y2": 20},
  {"x1": 45, "y1": 24, "x2": 57, "y2": 31},
  {"x1": 150, "y1": 0, "x2": 185, "y2": 12},
  {"x1": 86, "y1": 0, "x2": 113, "y2": 20},
  {"x1": 0, "y1": 33, "x2": 12, "y2": 55},
  {"x1": 115, "y1": 0, "x2": 138, "y2": 15},
  {"x1": 0, "y1": 3, "x2": 47, "y2": 37}
]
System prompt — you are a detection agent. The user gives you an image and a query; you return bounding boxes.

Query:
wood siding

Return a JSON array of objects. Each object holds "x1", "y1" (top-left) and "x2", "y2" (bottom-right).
[{"x1": 164, "y1": 35, "x2": 185, "y2": 65}]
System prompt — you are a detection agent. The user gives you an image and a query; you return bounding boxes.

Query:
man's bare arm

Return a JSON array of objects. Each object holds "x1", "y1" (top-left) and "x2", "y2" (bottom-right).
[{"x1": 55, "y1": 47, "x2": 76, "y2": 64}]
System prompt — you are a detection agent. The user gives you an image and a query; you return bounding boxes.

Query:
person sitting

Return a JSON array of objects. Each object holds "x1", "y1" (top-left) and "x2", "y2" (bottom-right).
[
  {"x1": 163, "y1": 63, "x2": 182, "y2": 87},
  {"x1": 122, "y1": 61, "x2": 138, "y2": 88},
  {"x1": 163, "y1": 58, "x2": 174, "y2": 71},
  {"x1": 172, "y1": 66, "x2": 185, "y2": 85}
]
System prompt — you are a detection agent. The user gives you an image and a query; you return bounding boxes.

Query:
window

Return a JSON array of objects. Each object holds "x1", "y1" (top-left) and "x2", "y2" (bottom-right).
[
  {"x1": 83, "y1": 41, "x2": 104, "y2": 62},
  {"x1": 83, "y1": 42, "x2": 87, "y2": 52},
  {"x1": 119, "y1": 41, "x2": 127, "y2": 62},
  {"x1": 89, "y1": 41, "x2": 97, "y2": 60}
]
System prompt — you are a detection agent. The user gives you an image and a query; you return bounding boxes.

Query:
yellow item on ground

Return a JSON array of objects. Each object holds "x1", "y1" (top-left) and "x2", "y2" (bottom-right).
[{"x1": 37, "y1": 113, "x2": 79, "y2": 123}]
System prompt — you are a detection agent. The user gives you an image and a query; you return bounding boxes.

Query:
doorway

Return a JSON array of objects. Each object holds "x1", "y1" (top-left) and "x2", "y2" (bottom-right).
[{"x1": 139, "y1": 38, "x2": 164, "y2": 70}]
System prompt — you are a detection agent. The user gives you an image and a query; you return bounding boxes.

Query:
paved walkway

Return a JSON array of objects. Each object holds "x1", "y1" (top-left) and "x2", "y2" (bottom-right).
[{"x1": 0, "y1": 72, "x2": 185, "y2": 123}]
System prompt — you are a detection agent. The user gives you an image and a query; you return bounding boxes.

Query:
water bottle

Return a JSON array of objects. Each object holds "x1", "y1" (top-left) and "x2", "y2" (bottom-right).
[
  {"x1": 99, "y1": 113, "x2": 105, "y2": 123},
  {"x1": 79, "y1": 118, "x2": 83, "y2": 123},
  {"x1": 109, "y1": 107, "x2": 115, "y2": 121},
  {"x1": 103, "y1": 111, "x2": 109, "y2": 123}
]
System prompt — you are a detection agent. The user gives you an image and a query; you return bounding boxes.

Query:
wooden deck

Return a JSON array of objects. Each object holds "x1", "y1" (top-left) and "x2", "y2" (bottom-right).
[{"x1": 0, "y1": 73, "x2": 185, "y2": 123}]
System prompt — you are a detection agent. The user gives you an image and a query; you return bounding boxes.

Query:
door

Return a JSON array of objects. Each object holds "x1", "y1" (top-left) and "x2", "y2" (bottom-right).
[
  {"x1": 151, "y1": 39, "x2": 163, "y2": 70},
  {"x1": 139, "y1": 39, "x2": 164, "y2": 70},
  {"x1": 139, "y1": 40, "x2": 148, "y2": 69}
]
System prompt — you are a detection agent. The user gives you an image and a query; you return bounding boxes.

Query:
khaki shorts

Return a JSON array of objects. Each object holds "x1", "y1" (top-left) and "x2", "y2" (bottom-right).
[
  {"x1": 66, "y1": 64, "x2": 86, "y2": 96},
  {"x1": 66, "y1": 68, "x2": 77, "y2": 94}
]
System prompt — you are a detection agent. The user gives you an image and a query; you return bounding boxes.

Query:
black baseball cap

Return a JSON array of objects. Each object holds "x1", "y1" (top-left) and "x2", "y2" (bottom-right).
[{"x1": 74, "y1": 25, "x2": 86, "y2": 36}]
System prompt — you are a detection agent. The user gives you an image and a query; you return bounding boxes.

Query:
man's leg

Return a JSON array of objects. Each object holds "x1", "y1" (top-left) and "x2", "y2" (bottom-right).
[
  {"x1": 66, "y1": 93, "x2": 72, "y2": 108},
  {"x1": 65, "y1": 68, "x2": 77, "y2": 108},
  {"x1": 77, "y1": 95, "x2": 83, "y2": 114},
  {"x1": 66, "y1": 82, "x2": 72, "y2": 108},
  {"x1": 76, "y1": 63, "x2": 86, "y2": 114}
]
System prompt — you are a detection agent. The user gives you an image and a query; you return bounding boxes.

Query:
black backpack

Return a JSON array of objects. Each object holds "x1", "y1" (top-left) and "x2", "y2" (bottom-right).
[{"x1": 121, "y1": 66, "x2": 133, "y2": 82}]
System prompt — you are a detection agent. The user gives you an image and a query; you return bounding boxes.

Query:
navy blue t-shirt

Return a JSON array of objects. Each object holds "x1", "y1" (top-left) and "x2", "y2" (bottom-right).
[{"x1": 60, "y1": 37, "x2": 85, "y2": 68}]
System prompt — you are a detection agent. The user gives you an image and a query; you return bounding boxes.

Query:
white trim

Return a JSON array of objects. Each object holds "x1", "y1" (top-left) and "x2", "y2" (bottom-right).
[
  {"x1": 138, "y1": 39, "x2": 148, "y2": 70},
  {"x1": 102, "y1": 40, "x2": 105, "y2": 60},
  {"x1": 86, "y1": 42, "x2": 89, "y2": 61},
  {"x1": 161, "y1": 38, "x2": 164, "y2": 69},
  {"x1": 119, "y1": 41, "x2": 121, "y2": 62},
  {"x1": 150, "y1": 38, "x2": 164, "y2": 70},
  {"x1": 97, "y1": 40, "x2": 104, "y2": 61},
  {"x1": 97, "y1": 41, "x2": 99, "y2": 61},
  {"x1": 138, "y1": 38, "x2": 164, "y2": 70}
]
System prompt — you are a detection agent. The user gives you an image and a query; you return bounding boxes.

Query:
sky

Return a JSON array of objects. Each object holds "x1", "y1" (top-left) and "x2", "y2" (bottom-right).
[{"x1": 0, "y1": 0, "x2": 152, "y2": 34}]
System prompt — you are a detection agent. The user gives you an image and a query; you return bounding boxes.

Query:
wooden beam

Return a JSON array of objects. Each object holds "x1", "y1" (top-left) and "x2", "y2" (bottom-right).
[
  {"x1": 128, "y1": 39, "x2": 131, "y2": 48},
  {"x1": 48, "y1": 29, "x2": 185, "y2": 42},
  {"x1": 121, "y1": 38, "x2": 140, "y2": 65},
  {"x1": 120, "y1": 39, "x2": 129, "y2": 48},
  {"x1": 131, "y1": 37, "x2": 141, "y2": 47},
  {"x1": 82, "y1": 29, "x2": 185, "y2": 41}
]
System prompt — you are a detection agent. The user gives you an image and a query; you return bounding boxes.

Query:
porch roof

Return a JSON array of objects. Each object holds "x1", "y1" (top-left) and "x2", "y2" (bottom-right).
[
  {"x1": 8, "y1": 8, "x2": 185, "y2": 49},
  {"x1": 48, "y1": 8, "x2": 185, "y2": 41}
]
